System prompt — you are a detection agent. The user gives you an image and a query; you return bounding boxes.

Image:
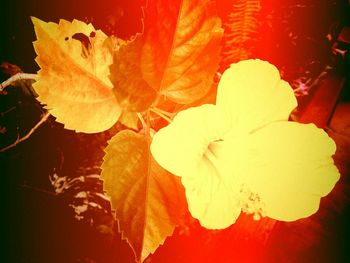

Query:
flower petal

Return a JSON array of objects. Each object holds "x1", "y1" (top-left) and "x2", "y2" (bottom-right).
[
  {"x1": 216, "y1": 59, "x2": 297, "y2": 134},
  {"x1": 244, "y1": 121, "x2": 340, "y2": 221},
  {"x1": 150, "y1": 104, "x2": 229, "y2": 177},
  {"x1": 181, "y1": 139, "x2": 247, "y2": 229},
  {"x1": 151, "y1": 105, "x2": 242, "y2": 229},
  {"x1": 182, "y1": 170, "x2": 242, "y2": 229}
]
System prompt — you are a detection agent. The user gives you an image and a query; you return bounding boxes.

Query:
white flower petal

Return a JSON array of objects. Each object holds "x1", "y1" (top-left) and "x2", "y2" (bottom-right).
[
  {"x1": 150, "y1": 104, "x2": 229, "y2": 178},
  {"x1": 181, "y1": 139, "x2": 245, "y2": 229},
  {"x1": 151, "y1": 105, "x2": 244, "y2": 229},
  {"x1": 244, "y1": 121, "x2": 340, "y2": 221},
  {"x1": 216, "y1": 59, "x2": 297, "y2": 134}
]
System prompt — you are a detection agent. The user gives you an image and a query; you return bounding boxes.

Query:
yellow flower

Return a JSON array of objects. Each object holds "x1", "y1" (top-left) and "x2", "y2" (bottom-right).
[{"x1": 150, "y1": 59, "x2": 340, "y2": 229}]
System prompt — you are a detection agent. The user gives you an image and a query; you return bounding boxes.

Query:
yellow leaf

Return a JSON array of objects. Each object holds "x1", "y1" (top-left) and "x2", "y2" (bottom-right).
[
  {"x1": 110, "y1": 37, "x2": 157, "y2": 112},
  {"x1": 110, "y1": 0, "x2": 223, "y2": 111},
  {"x1": 32, "y1": 17, "x2": 121, "y2": 133},
  {"x1": 101, "y1": 130, "x2": 187, "y2": 262},
  {"x1": 118, "y1": 111, "x2": 139, "y2": 130}
]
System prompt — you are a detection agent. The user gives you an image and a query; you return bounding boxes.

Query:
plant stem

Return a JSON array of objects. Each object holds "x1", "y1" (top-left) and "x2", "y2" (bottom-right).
[
  {"x1": 137, "y1": 112, "x2": 147, "y2": 131},
  {"x1": 152, "y1": 107, "x2": 174, "y2": 118},
  {"x1": 150, "y1": 108, "x2": 173, "y2": 123}
]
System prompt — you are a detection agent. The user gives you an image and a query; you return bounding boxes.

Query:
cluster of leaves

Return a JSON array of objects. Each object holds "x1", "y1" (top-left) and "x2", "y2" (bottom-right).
[
  {"x1": 30, "y1": 0, "x2": 225, "y2": 261},
  {"x1": 19, "y1": 0, "x2": 345, "y2": 262}
]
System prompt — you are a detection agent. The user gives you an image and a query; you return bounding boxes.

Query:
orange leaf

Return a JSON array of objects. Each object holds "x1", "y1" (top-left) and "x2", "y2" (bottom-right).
[
  {"x1": 118, "y1": 111, "x2": 139, "y2": 130},
  {"x1": 32, "y1": 17, "x2": 121, "y2": 133},
  {"x1": 110, "y1": 0, "x2": 223, "y2": 111},
  {"x1": 101, "y1": 130, "x2": 187, "y2": 262}
]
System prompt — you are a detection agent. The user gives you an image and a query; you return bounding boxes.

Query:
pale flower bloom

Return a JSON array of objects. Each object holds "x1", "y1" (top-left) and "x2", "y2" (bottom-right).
[{"x1": 151, "y1": 59, "x2": 340, "y2": 229}]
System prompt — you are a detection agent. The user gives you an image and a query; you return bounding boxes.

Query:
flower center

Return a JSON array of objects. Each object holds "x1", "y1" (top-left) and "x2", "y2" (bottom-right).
[
  {"x1": 239, "y1": 184, "x2": 266, "y2": 220},
  {"x1": 202, "y1": 140, "x2": 266, "y2": 220}
]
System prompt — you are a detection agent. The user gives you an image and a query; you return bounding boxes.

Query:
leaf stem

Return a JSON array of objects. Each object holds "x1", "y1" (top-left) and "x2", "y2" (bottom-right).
[
  {"x1": 137, "y1": 112, "x2": 147, "y2": 131},
  {"x1": 150, "y1": 108, "x2": 173, "y2": 123},
  {"x1": 153, "y1": 107, "x2": 174, "y2": 117},
  {"x1": 145, "y1": 111, "x2": 151, "y2": 135},
  {"x1": 0, "y1": 73, "x2": 37, "y2": 91}
]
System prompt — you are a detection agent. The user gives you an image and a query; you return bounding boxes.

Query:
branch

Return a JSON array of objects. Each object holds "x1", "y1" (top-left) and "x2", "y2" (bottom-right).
[
  {"x1": 0, "y1": 112, "x2": 50, "y2": 153},
  {"x1": 21, "y1": 183, "x2": 57, "y2": 196},
  {"x1": 0, "y1": 73, "x2": 37, "y2": 91}
]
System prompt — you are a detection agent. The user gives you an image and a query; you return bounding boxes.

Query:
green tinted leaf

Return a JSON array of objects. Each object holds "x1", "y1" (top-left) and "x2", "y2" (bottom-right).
[{"x1": 101, "y1": 130, "x2": 187, "y2": 262}]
